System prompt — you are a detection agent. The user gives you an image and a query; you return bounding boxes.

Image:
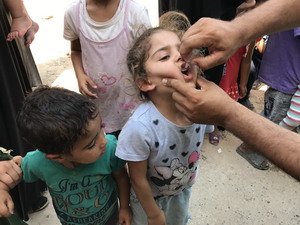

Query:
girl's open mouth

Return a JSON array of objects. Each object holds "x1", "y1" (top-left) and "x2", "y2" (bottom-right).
[{"x1": 181, "y1": 62, "x2": 194, "y2": 82}]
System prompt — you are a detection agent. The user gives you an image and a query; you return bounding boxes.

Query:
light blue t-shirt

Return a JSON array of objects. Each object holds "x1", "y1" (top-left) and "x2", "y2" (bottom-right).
[
  {"x1": 116, "y1": 101, "x2": 213, "y2": 197},
  {"x1": 21, "y1": 135, "x2": 125, "y2": 225}
]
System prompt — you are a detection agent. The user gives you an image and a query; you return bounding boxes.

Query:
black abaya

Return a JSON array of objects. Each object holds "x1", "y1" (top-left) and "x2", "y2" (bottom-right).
[{"x1": 0, "y1": 0, "x2": 45, "y2": 221}]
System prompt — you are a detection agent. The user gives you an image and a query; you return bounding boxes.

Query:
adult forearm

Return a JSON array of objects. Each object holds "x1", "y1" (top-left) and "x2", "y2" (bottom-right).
[
  {"x1": 224, "y1": 102, "x2": 300, "y2": 180},
  {"x1": 232, "y1": 0, "x2": 300, "y2": 47}
]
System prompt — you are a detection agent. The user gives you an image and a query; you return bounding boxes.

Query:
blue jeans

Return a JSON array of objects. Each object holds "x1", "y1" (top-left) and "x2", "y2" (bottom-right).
[{"x1": 130, "y1": 187, "x2": 192, "y2": 225}]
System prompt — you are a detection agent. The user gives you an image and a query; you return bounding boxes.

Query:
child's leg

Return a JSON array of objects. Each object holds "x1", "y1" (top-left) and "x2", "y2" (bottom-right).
[
  {"x1": 157, "y1": 187, "x2": 192, "y2": 225},
  {"x1": 4, "y1": 0, "x2": 32, "y2": 41}
]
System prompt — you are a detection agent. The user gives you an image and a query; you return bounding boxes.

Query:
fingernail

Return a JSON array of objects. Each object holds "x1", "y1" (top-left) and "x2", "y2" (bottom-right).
[
  {"x1": 182, "y1": 62, "x2": 190, "y2": 70},
  {"x1": 162, "y1": 79, "x2": 167, "y2": 85}
]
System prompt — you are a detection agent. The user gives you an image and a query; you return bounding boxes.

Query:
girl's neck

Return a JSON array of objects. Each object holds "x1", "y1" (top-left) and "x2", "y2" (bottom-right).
[
  {"x1": 150, "y1": 94, "x2": 192, "y2": 126},
  {"x1": 86, "y1": 0, "x2": 120, "y2": 22}
]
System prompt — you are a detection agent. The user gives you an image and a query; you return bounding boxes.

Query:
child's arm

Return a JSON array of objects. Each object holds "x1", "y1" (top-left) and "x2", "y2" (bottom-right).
[
  {"x1": 238, "y1": 41, "x2": 256, "y2": 98},
  {"x1": 128, "y1": 160, "x2": 166, "y2": 225},
  {"x1": 112, "y1": 167, "x2": 132, "y2": 225},
  {"x1": 279, "y1": 85, "x2": 300, "y2": 131},
  {"x1": 70, "y1": 39, "x2": 97, "y2": 98},
  {"x1": 0, "y1": 190, "x2": 14, "y2": 217}
]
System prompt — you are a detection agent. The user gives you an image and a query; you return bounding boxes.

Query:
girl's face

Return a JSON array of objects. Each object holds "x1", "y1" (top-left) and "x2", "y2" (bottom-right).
[{"x1": 144, "y1": 30, "x2": 197, "y2": 89}]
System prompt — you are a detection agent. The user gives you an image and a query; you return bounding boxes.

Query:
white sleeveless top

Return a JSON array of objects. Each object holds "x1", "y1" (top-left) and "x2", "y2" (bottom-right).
[{"x1": 64, "y1": 0, "x2": 151, "y2": 132}]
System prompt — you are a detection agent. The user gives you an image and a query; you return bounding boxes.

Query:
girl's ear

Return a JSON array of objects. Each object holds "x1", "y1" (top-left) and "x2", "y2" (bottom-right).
[{"x1": 136, "y1": 78, "x2": 155, "y2": 92}]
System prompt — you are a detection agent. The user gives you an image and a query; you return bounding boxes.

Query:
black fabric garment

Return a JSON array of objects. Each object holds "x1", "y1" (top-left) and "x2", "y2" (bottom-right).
[
  {"x1": 158, "y1": 0, "x2": 245, "y2": 85},
  {"x1": 0, "y1": 215, "x2": 28, "y2": 225},
  {"x1": 0, "y1": 0, "x2": 45, "y2": 221},
  {"x1": 159, "y1": 0, "x2": 244, "y2": 22}
]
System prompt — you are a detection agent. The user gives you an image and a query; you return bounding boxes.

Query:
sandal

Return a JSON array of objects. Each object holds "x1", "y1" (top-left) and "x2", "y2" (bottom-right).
[
  {"x1": 209, "y1": 133, "x2": 220, "y2": 146},
  {"x1": 236, "y1": 146, "x2": 269, "y2": 170}
]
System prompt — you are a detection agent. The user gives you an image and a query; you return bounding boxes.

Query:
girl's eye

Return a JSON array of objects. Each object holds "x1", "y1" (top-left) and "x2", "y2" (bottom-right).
[{"x1": 160, "y1": 55, "x2": 169, "y2": 61}]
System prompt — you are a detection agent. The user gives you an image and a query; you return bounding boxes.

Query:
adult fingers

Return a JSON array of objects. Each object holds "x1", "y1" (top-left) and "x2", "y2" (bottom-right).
[
  {"x1": 163, "y1": 78, "x2": 197, "y2": 97},
  {"x1": 180, "y1": 34, "x2": 206, "y2": 62},
  {"x1": 0, "y1": 198, "x2": 14, "y2": 217},
  {"x1": 191, "y1": 51, "x2": 228, "y2": 71},
  {"x1": 12, "y1": 156, "x2": 22, "y2": 167},
  {"x1": 0, "y1": 161, "x2": 22, "y2": 188},
  {"x1": 6, "y1": 200, "x2": 14, "y2": 216},
  {"x1": 0, "y1": 173, "x2": 19, "y2": 189}
]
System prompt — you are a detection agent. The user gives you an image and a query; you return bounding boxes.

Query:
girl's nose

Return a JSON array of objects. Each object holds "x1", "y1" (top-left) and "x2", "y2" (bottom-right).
[{"x1": 175, "y1": 52, "x2": 183, "y2": 63}]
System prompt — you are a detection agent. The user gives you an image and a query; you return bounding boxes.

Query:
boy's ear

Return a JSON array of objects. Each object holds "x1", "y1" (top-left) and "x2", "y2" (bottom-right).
[
  {"x1": 136, "y1": 78, "x2": 155, "y2": 92},
  {"x1": 45, "y1": 154, "x2": 65, "y2": 163}
]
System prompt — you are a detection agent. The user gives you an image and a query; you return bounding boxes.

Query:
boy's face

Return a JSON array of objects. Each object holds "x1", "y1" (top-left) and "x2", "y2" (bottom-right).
[
  {"x1": 144, "y1": 30, "x2": 197, "y2": 90},
  {"x1": 63, "y1": 114, "x2": 107, "y2": 166}
]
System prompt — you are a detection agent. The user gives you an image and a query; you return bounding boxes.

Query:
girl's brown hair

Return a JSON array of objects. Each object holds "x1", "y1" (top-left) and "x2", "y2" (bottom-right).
[
  {"x1": 127, "y1": 27, "x2": 166, "y2": 100},
  {"x1": 159, "y1": 11, "x2": 191, "y2": 39}
]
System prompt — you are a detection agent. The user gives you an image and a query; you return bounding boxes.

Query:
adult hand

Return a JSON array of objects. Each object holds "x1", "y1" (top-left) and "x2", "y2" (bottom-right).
[
  {"x1": 179, "y1": 17, "x2": 242, "y2": 71},
  {"x1": 163, "y1": 76, "x2": 237, "y2": 126},
  {"x1": 0, "y1": 190, "x2": 14, "y2": 217},
  {"x1": 0, "y1": 156, "x2": 23, "y2": 190}
]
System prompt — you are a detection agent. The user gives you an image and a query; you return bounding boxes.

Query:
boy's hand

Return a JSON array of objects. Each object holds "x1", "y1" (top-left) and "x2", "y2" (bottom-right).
[
  {"x1": 0, "y1": 190, "x2": 14, "y2": 217},
  {"x1": 119, "y1": 206, "x2": 132, "y2": 225},
  {"x1": 118, "y1": 206, "x2": 132, "y2": 225},
  {"x1": 148, "y1": 209, "x2": 166, "y2": 225},
  {"x1": 0, "y1": 156, "x2": 23, "y2": 190}
]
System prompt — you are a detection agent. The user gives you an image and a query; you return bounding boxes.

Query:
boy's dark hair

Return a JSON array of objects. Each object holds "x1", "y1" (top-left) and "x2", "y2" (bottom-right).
[{"x1": 17, "y1": 86, "x2": 98, "y2": 155}]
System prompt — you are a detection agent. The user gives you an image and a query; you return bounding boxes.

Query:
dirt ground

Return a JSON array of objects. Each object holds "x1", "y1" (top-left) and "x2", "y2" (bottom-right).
[{"x1": 24, "y1": 0, "x2": 300, "y2": 224}]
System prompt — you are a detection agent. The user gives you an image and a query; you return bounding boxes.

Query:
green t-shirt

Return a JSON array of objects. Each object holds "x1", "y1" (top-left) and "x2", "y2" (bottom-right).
[{"x1": 21, "y1": 135, "x2": 125, "y2": 225}]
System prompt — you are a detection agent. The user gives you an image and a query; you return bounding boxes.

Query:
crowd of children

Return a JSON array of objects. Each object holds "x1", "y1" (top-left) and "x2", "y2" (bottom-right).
[{"x1": 0, "y1": 1, "x2": 213, "y2": 224}]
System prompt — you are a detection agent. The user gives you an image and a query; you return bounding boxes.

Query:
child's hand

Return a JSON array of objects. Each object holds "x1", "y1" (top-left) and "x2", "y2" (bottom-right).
[
  {"x1": 148, "y1": 209, "x2": 166, "y2": 225},
  {"x1": 0, "y1": 156, "x2": 23, "y2": 190},
  {"x1": 77, "y1": 73, "x2": 98, "y2": 98},
  {"x1": 0, "y1": 190, "x2": 14, "y2": 217},
  {"x1": 118, "y1": 206, "x2": 132, "y2": 225},
  {"x1": 238, "y1": 84, "x2": 247, "y2": 99}
]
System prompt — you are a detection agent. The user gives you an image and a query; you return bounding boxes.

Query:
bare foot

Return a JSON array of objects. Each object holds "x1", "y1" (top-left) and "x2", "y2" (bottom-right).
[
  {"x1": 7, "y1": 15, "x2": 32, "y2": 41},
  {"x1": 25, "y1": 21, "x2": 39, "y2": 47}
]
